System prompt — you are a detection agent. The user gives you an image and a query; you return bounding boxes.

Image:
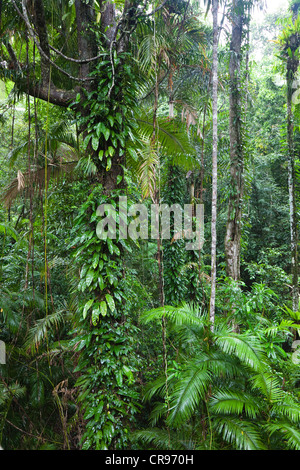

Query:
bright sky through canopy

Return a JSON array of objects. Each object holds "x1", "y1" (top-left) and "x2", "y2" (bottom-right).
[{"x1": 253, "y1": 0, "x2": 289, "y2": 21}]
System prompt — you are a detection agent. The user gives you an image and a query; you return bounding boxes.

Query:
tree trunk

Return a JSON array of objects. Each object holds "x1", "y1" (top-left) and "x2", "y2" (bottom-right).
[
  {"x1": 287, "y1": 54, "x2": 299, "y2": 312},
  {"x1": 224, "y1": 0, "x2": 244, "y2": 282},
  {"x1": 209, "y1": 0, "x2": 219, "y2": 329},
  {"x1": 6, "y1": 0, "x2": 141, "y2": 450}
]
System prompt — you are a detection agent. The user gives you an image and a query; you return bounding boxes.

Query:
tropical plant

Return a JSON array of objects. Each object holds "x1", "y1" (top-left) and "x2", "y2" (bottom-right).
[{"x1": 134, "y1": 300, "x2": 300, "y2": 450}]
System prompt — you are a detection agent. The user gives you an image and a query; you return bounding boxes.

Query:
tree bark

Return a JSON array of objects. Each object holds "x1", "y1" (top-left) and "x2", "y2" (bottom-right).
[
  {"x1": 287, "y1": 54, "x2": 299, "y2": 312},
  {"x1": 224, "y1": 0, "x2": 244, "y2": 282},
  {"x1": 209, "y1": 0, "x2": 219, "y2": 330}
]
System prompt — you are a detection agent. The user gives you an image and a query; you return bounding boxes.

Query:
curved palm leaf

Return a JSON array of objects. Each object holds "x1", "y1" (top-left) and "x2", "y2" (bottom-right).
[
  {"x1": 166, "y1": 359, "x2": 212, "y2": 426},
  {"x1": 137, "y1": 117, "x2": 198, "y2": 168},
  {"x1": 24, "y1": 308, "x2": 70, "y2": 354},
  {"x1": 214, "y1": 330, "x2": 267, "y2": 372},
  {"x1": 213, "y1": 416, "x2": 267, "y2": 450},
  {"x1": 266, "y1": 421, "x2": 300, "y2": 450},
  {"x1": 250, "y1": 372, "x2": 286, "y2": 403},
  {"x1": 140, "y1": 302, "x2": 206, "y2": 327},
  {"x1": 209, "y1": 389, "x2": 262, "y2": 419},
  {"x1": 272, "y1": 397, "x2": 300, "y2": 423}
]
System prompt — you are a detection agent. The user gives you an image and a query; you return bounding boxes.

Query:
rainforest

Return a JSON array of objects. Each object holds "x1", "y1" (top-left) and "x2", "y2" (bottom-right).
[{"x1": 1, "y1": 0, "x2": 300, "y2": 452}]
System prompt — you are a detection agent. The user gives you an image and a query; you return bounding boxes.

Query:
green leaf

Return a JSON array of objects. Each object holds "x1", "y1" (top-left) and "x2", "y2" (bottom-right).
[
  {"x1": 83, "y1": 299, "x2": 94, "y2": 319},
  {"x1": 108, "y1": 146, "x2": 115, "y2": 157},
  {"x1": 100, "y1": 301, "x2": 107, "y2": 317},
  {"x1": 122, "y1": 365, "x2": 134, "y2": 384},
  {"x1": 92, "y1": 253, "x2": 100, "y2": 269},
  {"x1": 115, "y1": 113, "x2": 122, "y2": 125},
  {"x1": 106, "y1": 157, "x2": 112, "y2": 171},
  {"x1": 86, "y1": 268, "x2": 94, "y2": 287},
  {"x1": 116, "y1": 370, "x2": 123, "y2": 387},
  {"x1": 107, "y1": 238, "x2": 114, "y2": 254},
  {"x1": 104, "y1": 128, "x2": 110, "y2": 141},
  {"x1": 92, "y1": 135, "x2": 99, "y2": 151},
  {"x1": 92, "y1": 307, "x2": 101, "y2": 325},
  {"x1": 96, "y1": 122, "x2": 105, "y2": 137},
  {"x1": 98, "y1": 275, "x2": 105, "y2": 290},
  {"x1": 83, "y1": 134, "x2": 91, "y2": 150},
  {"x1": 105, "y1": 294, "x2": 115, "y2": 312}
]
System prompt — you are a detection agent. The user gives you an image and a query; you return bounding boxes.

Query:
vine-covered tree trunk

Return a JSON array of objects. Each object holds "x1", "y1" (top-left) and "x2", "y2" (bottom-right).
[
  {"x1": 3, "y1": 0, "x2": 142, "y2": 450},
  {"x1": 224, "y1": 0, "x2": 244, "y2": 282}
]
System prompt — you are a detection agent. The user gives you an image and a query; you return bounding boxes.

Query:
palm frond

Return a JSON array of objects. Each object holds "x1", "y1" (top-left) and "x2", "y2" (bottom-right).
[
  {"x1": 214, "y1": 331, "x2": 266, "y2": 372},
  {"x1": 132, "y1": 428, "x2": 190, "y2": 450},
  {"x1": 134, "y1": 136, "x2": 159, "y2": 200},
  {"x1": 250, "y1": 371, "x2": 286, "y2": 403},
  {"x1": 266, "y1": 421, "x2": 300, "y2": 450},
  {"x1": 137, "y1": 117, "x2": 198, "y2": 167},
  {"x1": 272, "y1": 397, "x2": 300, "y2": 423},
  {"x1": 213, "y1": 416, "x2": 267, "y2": 450},
  {"x1": 2, "y1": 161, "x2": 77, "y2": 207},
  {"x1": 0, "y1": 383, "x2": 26, "y2": 406},
  {"x1": 24, "y1": 309, "x2": 69, "y2": 354},
  {"x1": 263, "y1": 319, "x2": 298, "y2": 338},
  {"x1": 166, "y1": 362, "x2": 211, "y2": 426},
  {"x1": 140, "y1": 302, "x2": 206, "y2": 327},
  {"x1": 209, "y1": 389, "x2": 262, "y2": 419}
]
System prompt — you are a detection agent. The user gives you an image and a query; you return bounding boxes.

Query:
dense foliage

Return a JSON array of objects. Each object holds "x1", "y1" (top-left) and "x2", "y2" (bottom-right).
[{"x1": 1, "y1": 0, "x2": 300, "y2": 452}]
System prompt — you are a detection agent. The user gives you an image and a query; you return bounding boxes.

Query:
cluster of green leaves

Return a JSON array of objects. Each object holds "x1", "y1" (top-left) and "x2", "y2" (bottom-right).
[
  {"x1": 0, "y1": 184, "x2": 82, "y2": 449},
  {"x1": 73, "y1": 52, "x2": 140, "y2": 176}
]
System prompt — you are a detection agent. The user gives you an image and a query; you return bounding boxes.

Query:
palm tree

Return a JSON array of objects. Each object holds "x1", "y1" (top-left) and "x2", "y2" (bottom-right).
[{"x1": 134, "y1": 302, "x2": 300, "y2": 450}]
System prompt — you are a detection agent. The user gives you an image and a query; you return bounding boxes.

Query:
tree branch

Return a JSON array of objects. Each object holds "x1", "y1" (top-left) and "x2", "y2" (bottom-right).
[
  {"x1": 11, "y1": 0, "x2": 93, "y2": 83},
  {"x1": 31, "y1": 0, "x2": 50, "y2": 81}
]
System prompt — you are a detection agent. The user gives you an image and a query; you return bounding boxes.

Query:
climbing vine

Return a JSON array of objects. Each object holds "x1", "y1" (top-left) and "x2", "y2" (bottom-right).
[{"x1": 70, "y1": 53, "x2": 141, "y2": 450}]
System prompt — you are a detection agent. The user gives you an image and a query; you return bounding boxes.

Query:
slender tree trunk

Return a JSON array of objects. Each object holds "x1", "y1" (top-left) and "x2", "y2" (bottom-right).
[
  {"x1": 209, "y1": 0, "x2": 219, "y2": 329},
  {"x1": 287, "y1": 56, "x2": 299, "y2": 312},
  {"x1": 224, "y1": 0, "x2": 244, "y2": 282}
]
